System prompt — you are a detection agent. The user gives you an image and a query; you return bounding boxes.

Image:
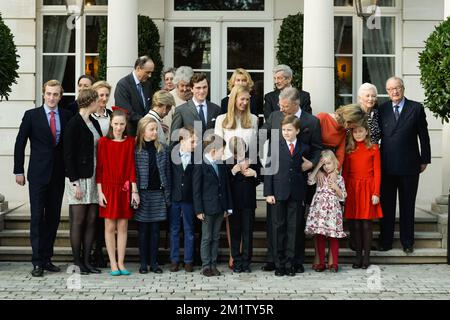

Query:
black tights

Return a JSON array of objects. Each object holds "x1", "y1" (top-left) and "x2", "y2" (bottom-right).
[
  {"x1": 69, "y1": 204, "x2": 97, "y2": 268},
  {"x1": 353, "y1": 220, "x2": 373, "y2": 264}
]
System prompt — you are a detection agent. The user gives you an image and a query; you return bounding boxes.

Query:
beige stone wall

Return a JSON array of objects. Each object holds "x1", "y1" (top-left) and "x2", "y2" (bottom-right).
[{"x1": 0, "y1": 0, "x2": 36, "y2": 204}]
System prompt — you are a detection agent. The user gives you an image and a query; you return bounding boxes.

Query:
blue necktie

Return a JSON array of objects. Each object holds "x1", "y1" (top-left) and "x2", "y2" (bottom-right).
[
  {"x1": 211, "y1": 161, "x2": 219, "y2": 177},
  {"x1": 137, "y1": 83, "x2": 146, "y2": 110},
  {"x1": 394, "y1": 105, "x2": 400, "y2": 122},
  {"x1": 198, "y1": 104, "x2": 206, "y2": 128}
]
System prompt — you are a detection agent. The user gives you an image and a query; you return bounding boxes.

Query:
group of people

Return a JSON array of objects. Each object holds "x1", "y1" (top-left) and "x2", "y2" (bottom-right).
[{"x1": 13, "y1": 55, "x2": 431, "y2": 278}]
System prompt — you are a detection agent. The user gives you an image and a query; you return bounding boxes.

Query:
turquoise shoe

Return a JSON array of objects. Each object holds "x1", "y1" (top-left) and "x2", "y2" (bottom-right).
[
  {"x1": 120, "y1": 269, "x2": 131, "y2": 276},
  {"x1": 109, "y1": 270, "x2": 121, "y2": 276}
]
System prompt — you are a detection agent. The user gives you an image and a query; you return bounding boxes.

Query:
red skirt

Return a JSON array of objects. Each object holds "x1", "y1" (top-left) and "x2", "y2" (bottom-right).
[
  {"x1": 344, "y1": 177, "x2": 383, "y2": 220},
  {"x1": 99, "y1": 183, "x2": 134, "y2": 220}
]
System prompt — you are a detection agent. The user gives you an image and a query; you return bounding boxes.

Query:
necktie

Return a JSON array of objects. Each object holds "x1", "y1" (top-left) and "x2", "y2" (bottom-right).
[
  {"x1": 198, "y1": 104, "x2": 206, "y2": 128},
  {"x1": 181, "y1": 153, "x2": 189, "y2": 170},
  {"x1": 211, "y1": 161, "x2": 219, "y2": 177},
  {"x1": 394, "y1": 105, "x2": 400, "y2": 122},
  {"x1": 289, "y1": 143, "x2": 294, "y2": 156},
  {"x1": 50, "y1": 111, "x2": 56, "y2": 145},
  {"x1": 137, "y1": 83, "x2": 146, "y2": 110}
]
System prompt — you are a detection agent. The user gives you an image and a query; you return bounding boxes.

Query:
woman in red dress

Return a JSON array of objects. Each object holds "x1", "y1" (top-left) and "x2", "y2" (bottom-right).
[
  {"x1": 96, "y1": 109, "x2": 139, "y2": 276},
  {"x1": 343, "y1": 119, "x2": 383, "y2": 269}
]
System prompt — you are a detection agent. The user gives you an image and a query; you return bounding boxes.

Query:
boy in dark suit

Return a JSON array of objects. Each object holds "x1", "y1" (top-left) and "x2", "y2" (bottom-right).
[
  {"x1": 169, "y1": 127, "x2": 198, "y2": 272},
  {"x1": 193, "y1": 134, "x2": 233, "y2": 277},
  {"x1": 264, "y1": 115, "x2": 309, "y2": 277}
]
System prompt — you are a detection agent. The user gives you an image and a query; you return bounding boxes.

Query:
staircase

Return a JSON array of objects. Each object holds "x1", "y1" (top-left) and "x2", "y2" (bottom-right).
[{"x1": 0, "y1": 200, "x2": 447, "y2": 264}]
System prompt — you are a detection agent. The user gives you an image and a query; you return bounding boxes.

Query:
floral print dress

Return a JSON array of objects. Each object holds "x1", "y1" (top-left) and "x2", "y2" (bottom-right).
[{"x1": 305, "y1": 173, "x2": 347, "y2": 238}]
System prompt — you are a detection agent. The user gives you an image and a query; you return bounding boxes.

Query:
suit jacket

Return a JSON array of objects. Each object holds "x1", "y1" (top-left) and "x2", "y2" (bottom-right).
[
  {"x1": 63, "y1": 113, "x2": 102, "y2": 182},
  {"x1": 170, "y1": 99, "x2": 221, "y2": 141},
  {"x1": 135, "y1": 143, "x2": 172, "y2": 206},
  {"x1": 378, "y1": 98, "x2": 431, "y2": 175},
  {"x1": 263, "y1": 110, "x2": 322, "y2": 166},
  {"x1": 192, "y1": 159, "x2": 233, "y2": 215},
  {"x1": 114, "y1": 72, "x2": 153, "y2": 136},
  {"x1": 14, "y1": 106, "x2": 71, "y2": 185},
  {"x1": 264, "y1": 140, "x2": 309, "y2": 201},
  {"x1": 226, "y1": 158, "x2": 261, "y2": 210},
  {"x1": 170, "y1": 144, "x2": 195, "y2": 203},
  {"x1": 264, "y1": 88, "x2": 311, "y2": 120}
]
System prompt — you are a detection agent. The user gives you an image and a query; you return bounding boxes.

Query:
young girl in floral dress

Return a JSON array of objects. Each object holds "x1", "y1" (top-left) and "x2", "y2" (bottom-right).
[{"x1": 305, "y1": 150, "x2": 347, "y2": 272}]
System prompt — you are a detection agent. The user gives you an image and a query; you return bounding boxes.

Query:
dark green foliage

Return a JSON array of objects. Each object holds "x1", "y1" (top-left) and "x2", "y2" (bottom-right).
[
  {"x1": 276, "y1": 13, "x2": 304, "y2": 89},
  {"x1": 98, "y1": 15, "x2": 164, "y2": 90},
  {"x1": 0, "y1": 13, "x2": 20, "y2": 101},
  {"x1": 98, "y1": 20, "x2": 107, "y2": 81},
  {"x1": 419, "y1": 17, "x2": 450, "y2": 123}
]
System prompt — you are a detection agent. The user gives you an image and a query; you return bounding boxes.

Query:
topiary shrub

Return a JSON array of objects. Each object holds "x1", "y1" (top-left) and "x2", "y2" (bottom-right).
[
  {"x1": 98, "y1": 15, "x2": 164, "y2": 90},
  {"x1": 419, "y1": 17, "x2": 450, "y2": 123},
  {"x1": 276, "y1": 13, "x2": 304, "y2": 89},
  {"x1": 0, "y1": 13, "x2": 20, "y2": 101}
]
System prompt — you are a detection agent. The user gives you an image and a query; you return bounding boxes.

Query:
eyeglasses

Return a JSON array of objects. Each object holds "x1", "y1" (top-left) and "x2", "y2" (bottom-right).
[{"x1": 386, "y1": 86, "x2": 403, "y2": 92}]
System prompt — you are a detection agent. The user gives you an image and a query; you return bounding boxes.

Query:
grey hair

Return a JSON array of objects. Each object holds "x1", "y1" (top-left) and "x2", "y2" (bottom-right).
[
  {"x1": 386, "y1": 76, "x2": 404, "y2": 88},
  {"x1": 279, "y1": 87, "x2": 300, "y2": 105},
  {"x1": 173, "y1": 66, "x2": 194, "y2": 85},
  {"x1": 358, "y1": 83, "x2": 378, "y2": 98},
  {"x1": 134, "y1": 55, "x2": 153, "y2": 69},
  {"x1": 273, "y1": 64, "x2": 293, "y2": 79}
]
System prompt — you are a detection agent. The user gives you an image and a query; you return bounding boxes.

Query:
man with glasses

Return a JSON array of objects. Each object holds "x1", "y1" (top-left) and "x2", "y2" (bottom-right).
[
  {"x1": 378, "y1": 76, "x2": 431, "y2": 254},
  {"x1": 114, "y1": 55, "x2": 155, "y2": 136}
]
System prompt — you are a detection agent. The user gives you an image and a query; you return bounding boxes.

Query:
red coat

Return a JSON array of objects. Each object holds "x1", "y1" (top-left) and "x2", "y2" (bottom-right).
[
  {"x1": 343, "y1": 141, "x2": 383, "y2": 220},
  {"x1": 96, "y1": 136, "x2": 136, "y2": 219}
]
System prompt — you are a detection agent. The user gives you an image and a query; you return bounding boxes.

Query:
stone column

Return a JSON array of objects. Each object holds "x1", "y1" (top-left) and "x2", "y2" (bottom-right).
[
  {"x1": 302, "y1": 0, "x2": 335, "y2": 114},
  {"x1": 434, "y1": 0, "x2": 450, "y2": 213},
  {"x1": 106, "y1": 0, "x2": 138, "y2": 106}
]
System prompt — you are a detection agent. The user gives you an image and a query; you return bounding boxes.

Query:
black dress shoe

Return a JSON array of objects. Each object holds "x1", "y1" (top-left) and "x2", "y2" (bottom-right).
[
  {"x1": 274, "y1": 268, "x2": 286, "y2": 276},
  {"x1": 403, "y1": 246, "x2": 414, "y2": 254},
  {"x1": 261, "y1": 263, "x2": 275, "y2": 272},
  {"x1": 295, "y1": 264, "x2": 305, "y2": 273},
  {"x1": 31, "y1": 266, "x2": 44, "y2": 277},
  {"x1": 150, "y1": 266, "x2": 163, "y2": 274},
  {"x1": 232, "y1": 266, "x2": 242, "y2": 273},
  {"x1": 85, "y1": 264, "x2": 101, "y2": 274},
  {"x1": 287, "y1": 267, "x2": 296, "y2": 277},
  {"x1": 74, "y1": 263, "x2": 90, "y2": 275},
  {"x1": 43, "y1": 262, "x2": 61, "y2": 272},
  {"x1": 378, "y1": 245, "x2": 392, "y2": 252},
  {"x1": 139, "y1": 267, "x2": 148, "y2": 274},
  {"x1": 242, "y1": 267, "x2": 252, "y2": 273}
]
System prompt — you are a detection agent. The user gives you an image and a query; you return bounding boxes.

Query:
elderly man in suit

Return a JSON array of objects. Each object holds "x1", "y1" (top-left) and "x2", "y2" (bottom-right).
[
  {"x1": 378, "y1": 76, "x2": 431, "y2": 253},
  {"x1": 14, "y1": 80, "x2": 72, "y2": 277},
  {"x1": 114, "y1": 55, "x2": 154, "y2": 136},
  {"x1": 170, "y1": 73, "x2": 221, "y2": 142},
  {"x1": 262, "y1": 86, "x2": 322, "y2": 273},
  {"x1": 263, "y1": 64, "x2": 312, "y2": 120}
]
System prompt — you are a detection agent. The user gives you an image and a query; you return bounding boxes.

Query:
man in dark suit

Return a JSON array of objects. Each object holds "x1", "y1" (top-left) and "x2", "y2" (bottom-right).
[
  {"x1": 261, "y1": 87, "x2": 322, "y2": 273},
  {"x1": 378, "y1": 76, "x2": 431, "y2": 253},
  {"x1": 263, "y1": 64, "x2": 312, "y2": 120},
  {"x1": 14, "y1": 80, "x2": 71, "y2": 277},
  {"x1": 114, "y1": 55, "x2": 154, "y2": 136},
  {"x1": 170, "y1": 73, "x2": 221, "y2": 142}
]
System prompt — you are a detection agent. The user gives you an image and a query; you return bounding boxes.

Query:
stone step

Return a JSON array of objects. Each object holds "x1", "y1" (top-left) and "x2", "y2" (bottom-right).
[
  {"x1": 0, "y1": 229, "x2": 443, "y2": 249},
  {"x1": 0, "y1": 246, "x2": 446, "y2": 264}
]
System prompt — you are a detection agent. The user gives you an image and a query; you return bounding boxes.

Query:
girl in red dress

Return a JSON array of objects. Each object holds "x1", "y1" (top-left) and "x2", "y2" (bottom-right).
[
  {"x1": 343, "y1": 119, "x2": 383, "y2": 269},
  {"x1": 96, "y1": 109, "x2": 139, "y2": 276}
]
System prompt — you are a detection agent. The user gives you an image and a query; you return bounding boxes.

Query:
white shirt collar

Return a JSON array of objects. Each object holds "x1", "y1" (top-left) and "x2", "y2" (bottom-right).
[
  {"x1": 193, "y1": 98, "x2": 207, "y2": 108},
  {"x1": 204, "y1": 153, "x2": 215, "y2": 164},
  {"x1": 132, "y1": 71, "x2": 141, "y2": 86},
  {"x1": 286, "y1": 139, "x2": 297, "y2": 149},
  {"x1": 44, "y1": 104, "x2": 58, "y2": 114},
  {"x1": 294, "y1": 107, "x2": 302, "y2": 118}
]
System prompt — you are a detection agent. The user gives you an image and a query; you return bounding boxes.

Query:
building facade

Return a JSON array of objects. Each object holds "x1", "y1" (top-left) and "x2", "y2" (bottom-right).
[{"x1": 0, "y1": 0, "x2": 447, "y2": 210}]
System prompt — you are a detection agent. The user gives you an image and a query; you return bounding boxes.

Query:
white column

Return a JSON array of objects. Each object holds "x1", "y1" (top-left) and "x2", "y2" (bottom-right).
[
  {"x1": 106, "y1": 0, "x2": 138, "y2": 106},
  {"x1": 439, "y1": 0, "x2": 450, "y2": 205},
  {"x1": 302, "y1": 0, "x2": 335, "y2": 114}
]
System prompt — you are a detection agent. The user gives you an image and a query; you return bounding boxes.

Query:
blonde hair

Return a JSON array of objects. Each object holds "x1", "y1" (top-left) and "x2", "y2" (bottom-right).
[
  {"x1": 227, "y1": 68, "x2": 254, "y2": 92},
  {"x1": 42, "y1": 79, "x2": 64, "y2": 96},
  {"x1": 135, "y1": 116, "x2": 163, "y2": 152},
  {"x1": 92, "y1": 80, "x2": 111, "y2": 93},
  {"x1": 319, "y1": 150, "x2": 339, "y2": 175},
  {"x1": 152, "y1": 89, "x2": 175, "y2": 109},
  {"x1": 335, "y1": 104, "x2": 366, "y2": 128},
  {"x1": 346, "y1": 119, "x2": 373, "y2": 153},
  {"x1": 223, "y1": 85, "x2": 252, "y2": 130}
]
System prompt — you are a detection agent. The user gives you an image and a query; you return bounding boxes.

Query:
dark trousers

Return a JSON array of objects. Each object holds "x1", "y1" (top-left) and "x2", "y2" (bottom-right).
[
  {"x1": 265, "y1": 203, "x2": 274, "y2": 264},
  {"x1": 229, "y1": 208, "x2": 255, "y2": 269},
  {"x1": 271, "y1": 197, "x2": 301, "y2": 269},
  {"x1": 380, "y1": 173, "x2": 419, "y2": 248},
  {"x1": 294, "y1": 204, "x2": 306, "y2": 266},
  {"x1": 169, "y1": 201, "x2": 195, "y2": 264},
  {"x1": 200, "y1": 213, "x2": 224, "y2": 270},
  {"x1": 28, "y1": 175, "x2": 65, "y2": 267},
  {"x1": 138, "y1": 222, "x2": 160, "y2": 269}
]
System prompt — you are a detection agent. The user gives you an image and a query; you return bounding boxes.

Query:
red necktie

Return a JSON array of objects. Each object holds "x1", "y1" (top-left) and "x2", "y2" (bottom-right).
[
  {"x1": 50, "y1": 111, "x2": 56, "y2": 145},
  {"x1": 289, "y1": 143, "x2": 294, "y2": 156}
]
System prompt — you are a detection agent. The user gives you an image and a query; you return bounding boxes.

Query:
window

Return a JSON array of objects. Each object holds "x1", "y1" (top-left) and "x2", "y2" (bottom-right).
[
  {"x1": 334, "y1": 2, "x2": 401, "y2": 106},
  {"x1": 174, "y1": 0, "x2": 264, "y2": 11},
  {"x1": 38, "y1": 1, "x2": 107, "y2": 107}
]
